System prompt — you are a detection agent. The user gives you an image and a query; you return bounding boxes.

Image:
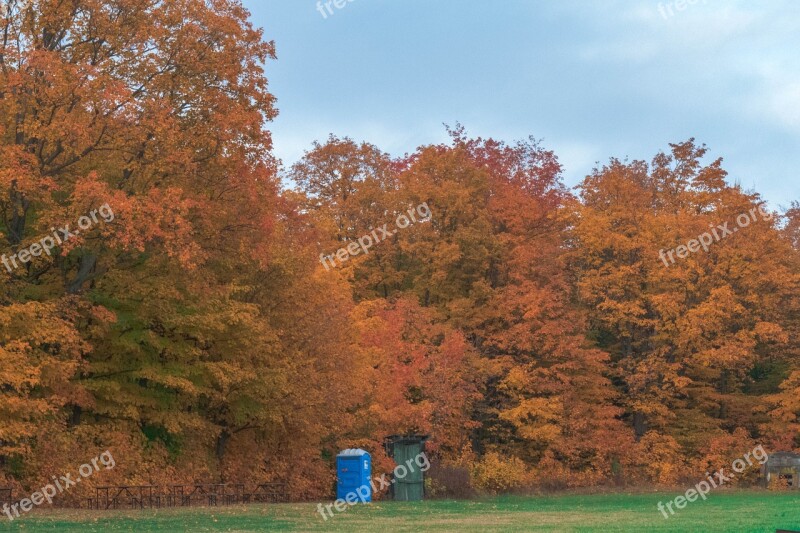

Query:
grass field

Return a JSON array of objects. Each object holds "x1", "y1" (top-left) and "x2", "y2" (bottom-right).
[{"x1": 2, "y1": 491, "x2": 799, "y2": 532}]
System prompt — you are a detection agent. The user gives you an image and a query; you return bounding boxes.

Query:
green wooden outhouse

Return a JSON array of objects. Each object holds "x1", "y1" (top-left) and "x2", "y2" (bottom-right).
[{"x1": 384, "y1": 434, "x2": 429, "y2": 501}]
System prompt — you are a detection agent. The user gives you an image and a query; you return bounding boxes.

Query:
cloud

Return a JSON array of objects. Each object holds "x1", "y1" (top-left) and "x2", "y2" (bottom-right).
[{"x1": 250, "y1": 0, "x2": 800, "y2": 207}]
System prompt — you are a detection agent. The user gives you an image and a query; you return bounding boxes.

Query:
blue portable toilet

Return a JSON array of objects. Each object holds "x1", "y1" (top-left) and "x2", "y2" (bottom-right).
[{"x1": 336, "y1": 449, "x2": 371, "y2": 502}]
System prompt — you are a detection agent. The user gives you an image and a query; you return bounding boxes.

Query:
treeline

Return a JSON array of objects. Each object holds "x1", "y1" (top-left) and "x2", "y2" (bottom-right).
[{"x1": 0, "y1": 0, "x2": 798, "y2": 500}]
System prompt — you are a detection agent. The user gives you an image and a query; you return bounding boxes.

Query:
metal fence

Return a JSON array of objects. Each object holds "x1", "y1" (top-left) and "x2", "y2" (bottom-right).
[{"x1": 64, "y1": 482, "x2": 287, "y2": 510}]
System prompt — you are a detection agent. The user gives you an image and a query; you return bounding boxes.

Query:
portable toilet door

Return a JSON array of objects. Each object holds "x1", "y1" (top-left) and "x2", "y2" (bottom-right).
[{"x1": 336, "y1": 449, "x2": 371, "y2": 502}]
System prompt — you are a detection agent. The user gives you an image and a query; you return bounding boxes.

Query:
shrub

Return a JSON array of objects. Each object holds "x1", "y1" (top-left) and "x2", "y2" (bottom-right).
[
  {"x1": 426, "y1": 463, "x2": 475, "y2": 499},
  {"x1": 471, "y1": 452, "x2": 531, "y2": 494}
]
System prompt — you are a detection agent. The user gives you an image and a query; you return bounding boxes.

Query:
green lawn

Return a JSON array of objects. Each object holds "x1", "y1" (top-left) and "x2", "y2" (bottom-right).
[{"x1": 2, "y1": 492, "x2": 799, "y2": 532}]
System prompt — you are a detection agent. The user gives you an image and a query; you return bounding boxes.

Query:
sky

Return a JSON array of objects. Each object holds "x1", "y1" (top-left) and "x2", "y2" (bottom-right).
[{"x1": 243, "y1": 0, "x2": 800, "y2": 209}]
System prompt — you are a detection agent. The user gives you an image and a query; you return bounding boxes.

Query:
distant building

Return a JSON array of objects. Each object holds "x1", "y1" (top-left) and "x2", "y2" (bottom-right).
[{"x1": 762, "y1": 452, "x2": 800, "y2": 488}]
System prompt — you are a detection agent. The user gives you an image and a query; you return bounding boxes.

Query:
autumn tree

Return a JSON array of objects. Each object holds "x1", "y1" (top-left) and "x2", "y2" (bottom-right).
[
  {"x1": 572, "y1": 140, "x2": 798, "y2": 482},
  {"x1": 0, "y1": 0, "x2": 360, "y2": 498}
]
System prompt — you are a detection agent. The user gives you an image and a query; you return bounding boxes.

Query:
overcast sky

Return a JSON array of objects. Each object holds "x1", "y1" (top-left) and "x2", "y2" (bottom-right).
[{"x1": 243, "y1": 0, "x2": 799, "y2": 209}]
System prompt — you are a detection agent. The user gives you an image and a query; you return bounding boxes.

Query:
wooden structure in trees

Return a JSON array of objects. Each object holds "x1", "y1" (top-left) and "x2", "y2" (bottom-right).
[{"x1": 762, "y1": 452, "x2": 800, "y2": 489}]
